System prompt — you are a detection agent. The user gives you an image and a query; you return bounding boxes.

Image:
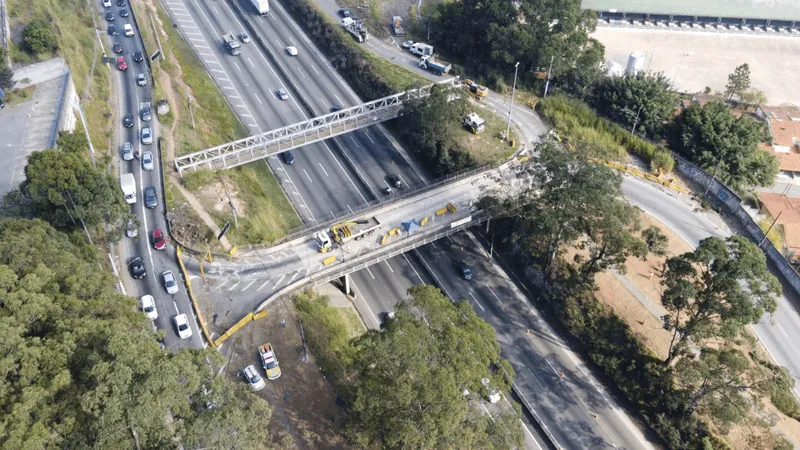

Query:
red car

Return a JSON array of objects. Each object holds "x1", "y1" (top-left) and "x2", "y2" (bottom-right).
[
  {"x1": 117, "y1": 56, "x2": 127, "y2": 71},
  {"x1": 152, "y1": 228, "x2": 166, "y2": 250}
]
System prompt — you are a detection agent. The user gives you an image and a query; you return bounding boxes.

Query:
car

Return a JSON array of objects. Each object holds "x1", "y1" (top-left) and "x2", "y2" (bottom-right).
[
  {"x1": 141, "y1": 105, "x2": 151, "y2": 121},
  {"x1": 125, "y1": 217, "x2": 137, "y2": 238},
  {"x1": 286, "y1": 46, "x2": 298, "y2": 56},
  {"x1": 137, "y1": 73, "x2": 147, "y2": 86},
  {"x1": 113, "y1": 42, "x2": 123, "y2": 54},
  {"x1": 121, "y1": 141, "x2": 133, "y2": 160},
  {"x1": 108, "y1": 24, "x2": 117, "y2": 36},
  {"x1": 276, "y1": 88, "x2": 289, "y2": 101},
  {"x1": 141, "y1": 151, "x2": 154, "y2": 170},
  {"x1": 174, "y1": 314, "x2": 192, "y2": 339},
  {"x1": 105, "y1": 12, "x2": 115, "y2": 21},
  {"x1": 152, "y1": 228, "x2": 166, "y2": 250},
  {"x1": 102, "y1": 0, "x2": 111, "y2": 7},
  {"x1": 117, "y1": 0, "x2": 126, "y2": 6},
  {"x1": 239, "y1": 32, "x2": 250, "y2": 43},
  {"x1": 130, "y1": 256, "x2": 146, "y2": 279},
  {"x1": 387, "y1": 173, "x2": 402, "y2": 188},
  {"x1": 282, "y1": 150, "x2": 295, "y2": 165},
  {"x1": 141, "y1": 126, "x2": 153, "y2": 145},
  {"x1": 454, "y1": 261, "x2": 472, "y2": 280},
  {"x1": 143, "y1": 185, "x2": 157, "y2": 209},
  {"x1": 339, "y1": 8, "x2": 352, "y2": 18},
  {"x1": 124, "y1": 23, "x2": 134, "y2": 37},
  {"x1": 401, "y1": 39, "x2": 414, "y2": 49},
  {"x1": 117, "y1": 56, "x2": 127, "y2": 70},
  {"x1": 163, "y1": 270, "x2": 179, "y2": 294},
  {"x1": 132, "y1": 51, "x2": 143, "y2": 62},
  {"x1": 330, "y1": 105, "x2": 342, "y2": 112},
  {"x1": 122, "y1": 113, "x2": 133, "y2": 128},
  {"x1": 242, "y1": 365, "x2": 265, "y2": 391},
  {"x1": 140, "y1": 295, "x2": 158, "y2": 320},
  {"x1": 119, "y1": 8, "x2": 129, "y2": 17}
]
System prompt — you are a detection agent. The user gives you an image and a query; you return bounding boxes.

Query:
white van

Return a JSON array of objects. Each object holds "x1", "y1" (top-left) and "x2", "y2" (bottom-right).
[{"x1": 124, "y1": 23, "x2": 134, "y2": 37}]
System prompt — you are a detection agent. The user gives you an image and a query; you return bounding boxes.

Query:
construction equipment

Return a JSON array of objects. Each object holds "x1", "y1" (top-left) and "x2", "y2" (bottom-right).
[
  {"x1": 342, "y1": 17, "x2": 368, "y2": 43},
  {"x1": 462, "y1": 112, "x2": 485, "y2": 134},
  {"x1": 392, "y1": 16, "x2": 405, "y2": 36},
  {"x1": 259, "y1": 343, "x2": 282, "y2": 380},
  {"x1": 463, "y1": 79, "x2": 488, "y2": 98},
  {"x1": 315, "y1": 217, "x2": 382, "y2": 252}
]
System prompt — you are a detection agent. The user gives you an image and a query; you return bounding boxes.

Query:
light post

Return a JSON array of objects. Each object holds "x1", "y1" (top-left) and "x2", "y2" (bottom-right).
[
  {"x1": 505, "y1": 61, "x2": 520, "y2": 141},
  {"x1": 543, "y1": 55, "x2": 554, "y2": 98},
  {"x1": 631, "y1": 104, "x2": 644, "y2": 136}
]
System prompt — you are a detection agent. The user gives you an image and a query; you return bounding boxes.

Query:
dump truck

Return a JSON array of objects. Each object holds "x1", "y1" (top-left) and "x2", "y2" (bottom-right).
[
  {"x1": 462, "y1": 112, "x2": 486, "y2": 134},
  {"x1": 250, "y1": 0, "x2": 268, "y2": 15},
  {"x1": 315, "y1": 217, "x2": 381, "y2": 252},
  {"x1": 419, "y1": 55, "x2": 451, "y2": 75},
  {"x1": 120, "y1": 173, "x2": 137, "y2": 204},
  {"x1": 392, "y1": 16, "x2": 404, "y2": 36},
  {"x1": 222, "y1": 33, "x2": 241, "y2": 56},
  {"x1": 409, "y1": 42, "x2": 434, "y2": 57},
  {"x1": 259, "y1": 343, "x2": 282, "y2": 380},
  {"x1": 342, "y1": 17, "x2": 368, "y2": 43}
]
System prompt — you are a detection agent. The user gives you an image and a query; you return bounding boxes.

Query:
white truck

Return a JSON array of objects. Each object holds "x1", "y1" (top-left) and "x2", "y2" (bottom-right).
[
  {"x1": 409, "y1": 42, "x2": 434, "y2": 57},
  {"x1": 342, "y1": 17, "x2": 368, "y2": 43},
  {"x1": 120, "y1": 173, "x2": 137, "y2": 204},
  {"x1": 315, "y1": 217, "x2": 381, "y2": 252},
  {"x1": 419, "y1": 55, "x2": 451, "y2": 76},
  {"x1": 259, "y1": 343, "x2": 282, "y2": 380},
  {"x1": 462, "y1": 112, "x2": 486, "y2": 134},
  {"x1": 250, "y1": 0, "x2": 269, "y2": 15},
  {"x1": 223, "y1": 33, "x2": 241, "y2": 56}
]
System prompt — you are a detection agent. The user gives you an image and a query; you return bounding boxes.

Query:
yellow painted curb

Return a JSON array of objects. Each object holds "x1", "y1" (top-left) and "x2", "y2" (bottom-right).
[{"x1": 176, "y1": 246, "x2": 215, "y2": 347}]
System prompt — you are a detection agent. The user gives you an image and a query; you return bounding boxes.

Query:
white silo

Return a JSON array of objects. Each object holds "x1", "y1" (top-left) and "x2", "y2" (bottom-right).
[{"x1": 625, "y1": 52, "x2": 646, "y2": 76}]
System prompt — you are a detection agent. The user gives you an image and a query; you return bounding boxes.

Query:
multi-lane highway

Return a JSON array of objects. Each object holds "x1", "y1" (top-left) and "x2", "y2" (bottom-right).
[{"x1": 101, "y1": 0, "x2": 202, "y2": 350}]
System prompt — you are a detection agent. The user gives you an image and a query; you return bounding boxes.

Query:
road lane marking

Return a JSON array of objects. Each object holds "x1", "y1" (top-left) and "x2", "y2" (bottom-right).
[
  {"x1": 545, "y1": 359, "x2": 560, "y2": 378},
  {"x1": 254, "y1": 93, "x2": 262, "y2": 104},
  {"x1": 311, "y1": 65, "x2": 319, "y2": 75},
  {"x1": 318, "y1": 162, "x2": 329, "y2": 176},
  {"x1": 487, "y1": 286, "x2": 503, "y2": 305},
  {"x1": 334, "y1": 94, "x2": 343, "y2": 105},
  {"x1": 248, "y1": 57, "x2": 255, "y2": 68},
  {"x1": 289, "y1": 271, "x2": 301, "y2": 283},
  {"x1": 272, "y1": 274, "x2": 286, "y2": 287},
  {"x1": 402, "y1": 254, "x2": 426, "y2": 285},
  {"x1": 257, "y1": 279, "x2": 272, "y2": 291},
  {"x1": 347, "y1": 204, "x2": 353, "y2": 214},
  {"x1": 349, "y1": 135, "x2": 360, "y2": 148},
  {"x1": 241, "y1": 280, "x2": 256, "y2": 291},
  {"x1": 365, "y1": 266, "x2": 375, "y2": 279},
  {"x1": 527, "y1": 368, "x2": 545, "y2": 389},
  {"x1": 384, "y1": 260, "x2": 394, "y2": 273},
  {"x1": 303, "y1": 169, "x2": 312, "y2": 183},
  {"x1": 228, "y1": 281, "x2": 241, "y2": 291},
  {"x1": 779, "y1": 323, "x2": 789, "y2": 337},
  {"x1": 469, "y1": 292, "x2": 485, "y2": 311},
  {"x1": 212, "y1": 6, "x2": 219, "y2": 14},
  {"x1": 233, "y1": 61, "x2": 241, "y2": 72},
  {"x1": 173, "y1": 301, "x2": 179, "y2": 314},
  {"x1": 297, "y1": 67, "x2": 306, "y2": 78},
  {"x1": 215, "y1": 280, "x2": 228, "y2": 290},
  {"x1": 364, "y1": 131, "x2": 375, "y2": 144}
]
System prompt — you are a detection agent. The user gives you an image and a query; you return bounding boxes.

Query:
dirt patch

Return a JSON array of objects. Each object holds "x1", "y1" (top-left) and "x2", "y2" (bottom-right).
[
  {"x1": 225, "y1": 298, "x2": 351, "y2": 450},
  {"x1": 195, "y1": 177, "x2": 247, "y2": 216}
]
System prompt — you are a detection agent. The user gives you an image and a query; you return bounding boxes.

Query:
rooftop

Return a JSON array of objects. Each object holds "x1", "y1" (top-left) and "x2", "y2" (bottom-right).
[{"x1": 582, "y1": 0, "x2": 800, "y2": 21}]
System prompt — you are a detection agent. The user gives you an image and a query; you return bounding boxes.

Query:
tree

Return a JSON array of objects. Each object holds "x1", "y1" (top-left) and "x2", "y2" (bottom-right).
[
  {"x1": 642, "y1": 226, "x2": 669, "y2": 256},
  {"x1": 724, "y1": 63, "x2": 751, "y2": 100},
  {"x1": 738, "y1": 88, "x2": 767, "y2": 111},
  {"x1": 562, "y1": 38, "x2": 606, "y2": 99},
  {"x1": 578, "y1": 199, "x2": 648, "y2": 276},
  {"x1": 0, "y1": 64, "x2": 13, "y2": 91},
  {"x1": 56, "y1": 129, "x2": 89, "y2": 153},
  {"x1": 22, "y1": 19, "x2": 59, "y2": 56},
  {"x1": 0, "y1": 218, "x2": 272, "y2": 449},
  {"x1": 14, "y1": 148, "x2": 127, "y2": 231},
  {"x1": 348, "y1": 285, "x2": 522, "y2": 449},
  {"x1": 660, "y1": 236, "x2": 780, "y2": 365},
  {"x1": 669, "y1": 101, "x2": 777, "y2": 189},
  {"x1": 591, "y1": 72, "x2": 680, "y2": 139}
]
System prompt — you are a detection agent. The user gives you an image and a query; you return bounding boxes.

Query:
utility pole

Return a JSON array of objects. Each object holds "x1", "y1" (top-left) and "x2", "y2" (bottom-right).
[
  {"x1": 759, "y1": 211, "x2": 782, "y2": 247},
  {"x1": 543, "y1": 55, "x2": 555, "y2": 98},
  {"x1": 704, "y1": 157, "x2": 723, "y2": 196},
  {"x1": 505, "y1": 61, "x2": 520, "y2": 141},
  {"x1": 631, "y1": 104, "x2": 644, "y2": 136}
]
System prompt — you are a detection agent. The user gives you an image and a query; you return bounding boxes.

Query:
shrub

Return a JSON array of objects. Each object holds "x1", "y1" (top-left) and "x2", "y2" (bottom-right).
[{"x1": 22, "y1": 19, "x2": 59, "y2": 56}]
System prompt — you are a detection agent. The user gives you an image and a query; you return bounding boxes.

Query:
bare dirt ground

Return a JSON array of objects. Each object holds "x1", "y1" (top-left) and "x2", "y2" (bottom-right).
[
  {"x1": 195, "y1": 177, "x2": 246, "y2": 216},
  {"x1": 224, "y1": 298, "x2": 351, "y2": 450}
]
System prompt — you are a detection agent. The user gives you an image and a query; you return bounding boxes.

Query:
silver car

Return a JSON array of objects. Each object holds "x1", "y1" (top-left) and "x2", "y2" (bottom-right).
[
  {"x1": 276, "y1": 88, "x2": 289, "y2": 101},
  {"x1": 163, "y1": 270, "x2": 179, "y2": 294},
  {"x1": 121, "y1": 141, "x2": 133, "y2": 161},
  {"x1": 141, "y1": 151, "x2": 154, "y2": 170},
  {"x1": 141, "y1": 126, "x2": 153, "y2": 145}
]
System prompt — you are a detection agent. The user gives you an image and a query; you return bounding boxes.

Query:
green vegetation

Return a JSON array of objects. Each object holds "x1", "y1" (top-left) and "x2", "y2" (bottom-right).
[
  {"x1": 295, "y1": 287, "x2": 523, "y2": 449},
  {"x1": 0, "y1": 84, "x2": 35, "y2": 105},
  {"x1": 21, "y1": 18, "x2": 59, "y2": 55},
  {"x1": 642, "y1": 225, "x2": 668, "y2": 256},
  {"x1": 0, "y1": 218, "x2": 272, "y2": 449},
  {"x1": 7, "y1": 0, "x2": 113, "y2": 154},
  {"x1": 668, "y1": 101, "x2": 778, "y2": 189},
  {"x1": 725, "y1": 63, "x2": 751, "y2": 101},
  {"x1": 0, "y1": 48, "x2": 13, "y2": 91},
  {"x1": 759, "y1": 217, "x2": 784, "y2": 249},
  {"x1": 537, "y1": 95, "x2": 675, "y2": 173}
]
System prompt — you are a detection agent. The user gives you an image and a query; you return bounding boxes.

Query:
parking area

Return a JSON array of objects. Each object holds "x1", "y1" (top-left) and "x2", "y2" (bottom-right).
[
  {"x1": 222, "y1": 297, "x2": 350, "y2": 449},
  {"x1": 593, "y1": 27, "x2": 800, "y2": 105}
]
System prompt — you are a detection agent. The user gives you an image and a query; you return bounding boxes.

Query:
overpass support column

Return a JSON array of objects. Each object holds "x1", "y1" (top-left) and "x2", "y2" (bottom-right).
[{"x1": 344, "y1": 274, "x2": 353, "y2": 297}]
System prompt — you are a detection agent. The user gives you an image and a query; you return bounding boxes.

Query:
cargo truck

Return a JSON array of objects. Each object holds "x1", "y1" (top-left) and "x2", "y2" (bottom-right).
[
  {"x1": 419, "y1": 55, "x2": 451, "y2": 75},
  {"x1": 222, "y1": 33, "x2": 241, "y2": 56},
  {"x1": 342, "y1": 17, "x2": 368, "y2": 43},
  {"x1": 409, "y1": 42, "x2": 434, "y2": 57},
  {"x1": 315, "y1": 217, "x2": 381, "y2": 252},
  {"x1": 259, "y1": 343, "x2": 282, "y2": 380},
  {"x1": 250, "y1": 0, "x2": 269, "y2": 14},
  {"x1": 120, "y1": 173, "x2": 137, "y2": 204},
  {"x1": 392, "y1": 16, "x2": 405, "y2": 36}
]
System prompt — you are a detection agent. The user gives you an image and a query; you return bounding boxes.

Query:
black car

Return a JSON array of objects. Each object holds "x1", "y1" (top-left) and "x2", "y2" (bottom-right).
[
  {"x1": 108, "y1": 24, "x2": 118, "y2": 36},
  {"x1": 132, "y1": 51, "x2": 143, "y2": 62},
  {"x1": 105, "y1": 12, "x2": 115, "y2": 21},
  {"x1": 144, "y1": 186, "x2": 158, "y2": 209},
  {"x1": 123, "y1": 113, "x2": 134, "y2": 128},
  {"x1": 454, "y1": 261, "x2": 472, "y2": 280},
  {"x1": 113, "y1": 42, "x2": 123, "y2": 54},
  {"x1": 119, "y1": 8, "x2": 129, "y2": 17},
  {"x1": 282, "y1": 151, "x2": 295, "y2": 165},
  {"x1": 330, "y1": 105, "x2": 342, "y2": 112},
  {"x1": 117, "y1": 0, "x2": 126, "y2": 6},
  {"x1": 130, "y1": 256, "x2": 146, "y2": 279},
  {"x1": 387, "y1": 173, "x2": 402, "y2": 188}
]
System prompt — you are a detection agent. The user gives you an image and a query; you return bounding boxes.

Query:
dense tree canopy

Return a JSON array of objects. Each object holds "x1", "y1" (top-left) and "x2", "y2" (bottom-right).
[
  {"x1": 0, "y1": 218, "x2": 272, "y2": 449},
  {"x1": 348, "y1": 285, "x2": 522, "y2": 449},
  {"x1": 22, "y1": 19, "x2": 59, "y2": 56},
  {"x1": 669, "y1": 102, "x2": 778, "y2": 189}
]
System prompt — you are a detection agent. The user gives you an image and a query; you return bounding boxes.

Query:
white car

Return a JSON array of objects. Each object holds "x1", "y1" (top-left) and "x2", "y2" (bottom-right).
[
  {"x1": 242, "y1": 365, "x2": 265, "y2": 391},
  {"x1": 141, "y1": 151, "x2": 154, "y2": 170},
  {"x1": 102, "y1": 0, "x2": 112, "y2": 7},
  {"x1": 174, "y1": 314, "x2": 192, "y2": 339},
  {"x1": 124, "y1": 23, "x2": 134, "y2": 37},
  {"x1": 121, "y1": 141, "x2": 133, "y2": 161},
  {"x1": 141, "y1": 126, "x2": 153, "y2": 145},
  {"x1": 163, "y1": 270, "x2": 179, "y2": 294},
  {"x1": 286, "y1": 46, "x2": 298, "y2": 56},
  {"x1": 140, "y1": 295, "x2": 158, "y2": 320}
]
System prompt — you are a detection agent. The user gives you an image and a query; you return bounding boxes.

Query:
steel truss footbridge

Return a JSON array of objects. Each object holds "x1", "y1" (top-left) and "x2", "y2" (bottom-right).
[{"x1": 174, "y1": 78, "x2": 461, "y2": 174}]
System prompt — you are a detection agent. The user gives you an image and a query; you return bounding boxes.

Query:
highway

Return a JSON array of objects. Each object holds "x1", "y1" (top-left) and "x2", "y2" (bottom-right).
[{"x1": 101, "y1": 0, "x2": 203, "y2": 350}]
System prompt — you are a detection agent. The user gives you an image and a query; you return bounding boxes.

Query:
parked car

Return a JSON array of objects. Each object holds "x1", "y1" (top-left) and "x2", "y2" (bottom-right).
[
  {"x1": 117, "y1": 56, "x2": 127, "y2": 70},
  {"x1": 286, "y1": 46, "x2": 298, "y2": 56},
  {"x1": 132, "y1": 51, "x2": 143, "y2": 62},
  {"x1": 119, "y1": 8, "x2": 129, "y2": 17},
  {"x1": 242, "y1": 365, "x2": 265, "y2": 391},
  {"x1": 282, "y1": 150, "x2": 295, "y2": 165},
  {"x1": 140, "y1": 295, "x2": 158, "y2": 320},
  {"x1": 123, "y1": 113, "x2": 133, "y2": 128},
  {"x1": 113, "y1": 42, "x2": 123, "y2": 54},
  {"x1": 130, "y1": 256, "x2": 146, "y2": 279},
  {"x1": 239, "y1": 32, "x2": 250, "y2": 43},
  {"x1": 108, "y1": 24, "x2": 118, "y2": 36},
  {"x1": 276, "y1": 88, "x2": 289, "y2": 101},
  {"x1": 174, "y1": 314, "x2": 192, "y2": 339},
  {"x1": 124, "y1": 23, "x2": 134, "y2": 37},
  {"x1": 163, "y1": 270, "x2": 179, "y2": 294},
  {"x1": 141, "y1": 151, "x2": 154, "y2": 170},
  {"x1": 105, "y1": 12, "x2": 115, "y2": 21},
  {"x1": 141, "y1": 105, "x2": 151, "y2": 121},
  {"x1": 141, "y1": 126, "x2": 152, "y2": 145},
  {"x1": 152, "y1": 228, "x2": 166, "y2": 250},
  {"x1": 143, "y1": 185, "x2": 157, "y2": 209},
  {"x1": 121, "y1": 141, "x2": 133, "y2": 160}
]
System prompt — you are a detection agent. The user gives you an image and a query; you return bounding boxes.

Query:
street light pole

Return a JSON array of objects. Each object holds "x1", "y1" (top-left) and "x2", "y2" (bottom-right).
[
  {"x1": 505, "y1": 61, "x2": 520, "y2": 141},
  {"x1": 543, "y1": 55, "x2": 555, "y2": 98},
  {"x1": 631, "y1": 104, "x2": 644, "y2": 136}
]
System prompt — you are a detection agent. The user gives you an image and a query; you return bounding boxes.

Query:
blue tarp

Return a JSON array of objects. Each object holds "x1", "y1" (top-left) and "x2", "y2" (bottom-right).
[{"x1": 401, "y1": 220, "x2": 421, "y2": 233}]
